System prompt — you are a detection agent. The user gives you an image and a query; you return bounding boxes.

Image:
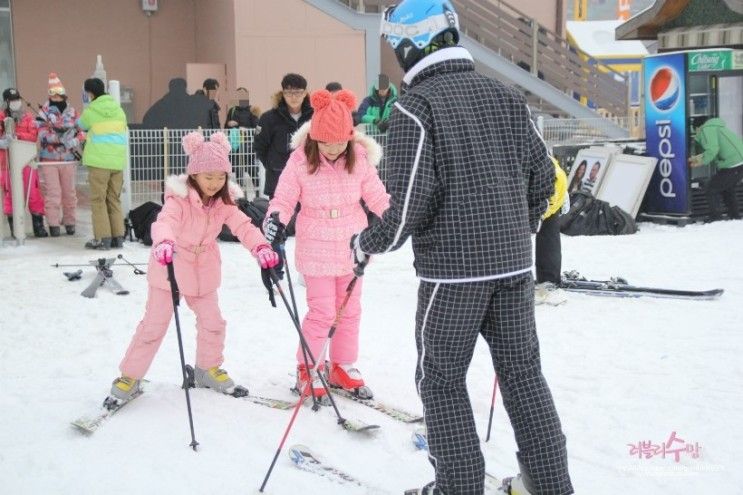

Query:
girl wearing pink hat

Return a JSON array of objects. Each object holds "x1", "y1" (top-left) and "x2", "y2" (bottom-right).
[
  {"x1": 265, "y1": 89, "x2": 390, "y2": 401},
  {"x1": 108, "y1": 131, "x2": 279, "y2": 402}
]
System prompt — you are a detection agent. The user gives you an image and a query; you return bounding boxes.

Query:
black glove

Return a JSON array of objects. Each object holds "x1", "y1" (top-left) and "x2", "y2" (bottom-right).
[
  {"x1": 376, "y1": 119, "x2": 389, "y2": 132},
  {"x1": 263, "y1": 212, "x2": 286, "y2": 245},
  {"x1": 261, "y1": 255, "x2": 284, "y2": 307},
  {"x1": 350, "y1": 234, "x2": 370, "y2": 276}
]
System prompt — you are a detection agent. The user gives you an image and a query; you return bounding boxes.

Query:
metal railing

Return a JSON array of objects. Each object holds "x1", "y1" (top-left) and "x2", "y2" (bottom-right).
[
  {"x1": 539, "y1": 116, "x2": 632, "y2": 146},
  {"x1": 126, "y1": 127, "x2": 388, "y2": 210},
  {"x1": 127, "y1": 128, "x2": 262, "y2": 208},
  {"x1": 334, "y1": 0, "x2": 629, "y2": 117}
]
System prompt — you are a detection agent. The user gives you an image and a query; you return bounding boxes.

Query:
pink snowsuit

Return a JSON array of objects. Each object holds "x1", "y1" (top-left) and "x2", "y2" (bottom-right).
[
  {"x1": 119, "y1": 175, "x2": 267, "y2": 379},
  {"x1": 0, "y1": 111, "x2": 44, "y2": 215},
  {"x1": 268, "y1": 123, "x2": 389, "y2": 365}
]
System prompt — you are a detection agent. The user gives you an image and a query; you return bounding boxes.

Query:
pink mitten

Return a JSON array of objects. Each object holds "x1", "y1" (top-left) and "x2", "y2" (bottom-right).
[
  {"x1": 252, "y1": 244, "x2": 279, "y2": 269},
  {"x1": 154, "y1": 240, "x2": 175, "y2": 265}
]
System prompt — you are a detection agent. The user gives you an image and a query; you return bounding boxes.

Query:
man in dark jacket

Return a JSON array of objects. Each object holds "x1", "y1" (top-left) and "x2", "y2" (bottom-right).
[
  {"x1": 253, "y1": 73, "x2": 313, "y2": 198},
  {"x1": 203, "y1": 78, "x2": 221, "y2": 129},
  {"x1": 352, "y1": 1, "x2": 573, "y2": 494}
]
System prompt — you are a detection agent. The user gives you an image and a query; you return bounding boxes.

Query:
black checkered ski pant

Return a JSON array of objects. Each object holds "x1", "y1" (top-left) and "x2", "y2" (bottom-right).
[{"x1": 415, "y1": 273, "x2": 573, "y2": 494}]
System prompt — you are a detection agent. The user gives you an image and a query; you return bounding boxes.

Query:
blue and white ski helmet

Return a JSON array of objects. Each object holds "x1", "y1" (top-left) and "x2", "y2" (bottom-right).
[{"x1": 381, "y1": 0, "x2": 460, "y2": 71}]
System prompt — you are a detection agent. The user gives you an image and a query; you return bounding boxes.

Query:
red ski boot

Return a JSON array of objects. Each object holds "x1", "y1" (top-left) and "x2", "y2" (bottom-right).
[
  {"x1": 296, "y1": 363, "x2": 328, "y2": 403},
  {"x1": 328, "y1": 363, "x2": 373, "y2": 399}
]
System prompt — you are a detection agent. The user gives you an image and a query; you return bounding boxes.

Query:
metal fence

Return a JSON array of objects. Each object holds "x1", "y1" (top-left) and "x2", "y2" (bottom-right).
[
  {"x1": 126, "y1": 127, "x2": 388, "y2": 210},
  {"x1": 539, "y1": 117, "x2": 632, "y2": 146}
]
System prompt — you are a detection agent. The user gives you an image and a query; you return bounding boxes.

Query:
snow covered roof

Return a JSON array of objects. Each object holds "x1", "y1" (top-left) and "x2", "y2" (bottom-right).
[{"x1": 567, "y1": 20, "x2": 649, "y2": 59}]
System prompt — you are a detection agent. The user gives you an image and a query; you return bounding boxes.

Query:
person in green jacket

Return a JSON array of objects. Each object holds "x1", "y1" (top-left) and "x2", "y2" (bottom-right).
[
  {"x1": 356, "y1": 74, "x2": 398, "y2": 133},
  {"x1": 78, "y1": 78, "x2": 129, "y2": 249},
  {"x1": 690, "y1": 117, "x2": 743, "y2": 222}
]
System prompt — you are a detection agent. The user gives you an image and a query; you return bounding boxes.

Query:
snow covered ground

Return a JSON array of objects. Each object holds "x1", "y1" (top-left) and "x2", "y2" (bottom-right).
[{"x1": 1, "y1": 210, "x2": 741, "y2": 494}]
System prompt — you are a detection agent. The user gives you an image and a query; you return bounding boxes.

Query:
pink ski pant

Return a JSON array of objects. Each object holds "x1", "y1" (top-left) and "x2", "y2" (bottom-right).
[
  {"x1": 119, "y1": 286, "x2": 227, "y2": 379},
  {"x1": 2, "y1": 164, "x2": 45, "y2": 215},
  {"x1": 296, "y1": 273, "x2": 363, "y2": 366},
  {"x1": 39, "y1": 162, "x2": 77, "y2": 227}
]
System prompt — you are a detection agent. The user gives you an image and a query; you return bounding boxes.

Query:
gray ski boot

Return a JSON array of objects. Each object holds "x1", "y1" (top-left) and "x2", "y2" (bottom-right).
[
  {"x1": 194, "y1": 366, "x2": 237, "y2": 394},
  {"x1": 110, "y1": 376, "x2": 142, "y2": 401}
]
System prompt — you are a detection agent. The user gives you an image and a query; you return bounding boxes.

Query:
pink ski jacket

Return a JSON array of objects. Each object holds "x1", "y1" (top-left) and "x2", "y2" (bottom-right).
[
  {"x1": 268, "y1": 123, "x2": 390, "y2": 277},
  {"x1": 148, "y1": 175, "x2": 267, "y2": 296}
]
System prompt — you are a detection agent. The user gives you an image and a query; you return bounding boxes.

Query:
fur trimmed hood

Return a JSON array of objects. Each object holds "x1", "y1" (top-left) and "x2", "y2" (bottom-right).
[
  {"x1": 164, "y1": 174, "x2": 244, "y2": 201},
  {"x1": 289, "y1": 121, "x2": 383, "y2": 167}
]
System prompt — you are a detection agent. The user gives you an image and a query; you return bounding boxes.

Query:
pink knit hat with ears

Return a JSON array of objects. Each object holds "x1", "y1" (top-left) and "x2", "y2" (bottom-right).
[
  {"x1": 309, "y1": 89, "x2": 357, "y2": 143},
  {"x1": 182, "y1": 131, "x2": 232, "y2": 175}
]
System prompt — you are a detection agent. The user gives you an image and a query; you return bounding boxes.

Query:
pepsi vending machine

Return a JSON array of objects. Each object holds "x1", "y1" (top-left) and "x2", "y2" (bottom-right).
[{"x1": 643, "y1": 52, "x2": 689, "y2": 215}]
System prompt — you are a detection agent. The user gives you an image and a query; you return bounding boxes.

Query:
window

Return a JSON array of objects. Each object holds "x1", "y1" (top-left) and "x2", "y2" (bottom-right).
[{"x1": 0, "y1": 1, "x2": 15, "y2": 92}]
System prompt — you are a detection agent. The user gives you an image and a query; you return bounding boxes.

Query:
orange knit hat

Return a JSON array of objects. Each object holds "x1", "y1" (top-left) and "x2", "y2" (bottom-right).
[
  {"x1": 48, "y1": 72, "x2": 66, "y2": 96},
  {"x1": 309, "y1": 89, "x2": 357, "y2": 143}
]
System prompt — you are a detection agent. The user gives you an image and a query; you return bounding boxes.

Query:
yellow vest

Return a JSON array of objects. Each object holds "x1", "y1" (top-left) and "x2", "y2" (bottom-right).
[{"x1": 544, "y1": 157, "x2": 567, "y2": 219}]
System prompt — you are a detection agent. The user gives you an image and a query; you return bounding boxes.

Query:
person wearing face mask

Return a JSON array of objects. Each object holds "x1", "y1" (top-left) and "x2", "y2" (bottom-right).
[
  {"x1": 36, "y1": 72, "x2": 85, "y2": 237},
  {"x1": 0, "y1": 87, "x2": 47, "y2": 237}
]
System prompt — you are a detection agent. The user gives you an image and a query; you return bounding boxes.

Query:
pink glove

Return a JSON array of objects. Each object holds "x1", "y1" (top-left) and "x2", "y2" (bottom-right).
[
  {"x1": 252, "y1": 244, "x2": 279, "y2": 269},
  {"x1": 154, "y1": 240, "x2": 175, "y2": 265}
]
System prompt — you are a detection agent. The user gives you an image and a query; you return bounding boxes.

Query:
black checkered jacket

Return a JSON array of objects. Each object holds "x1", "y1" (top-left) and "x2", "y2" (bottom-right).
[{"x1": 358, "y1": 47, "x2": 554, "y2": 282}]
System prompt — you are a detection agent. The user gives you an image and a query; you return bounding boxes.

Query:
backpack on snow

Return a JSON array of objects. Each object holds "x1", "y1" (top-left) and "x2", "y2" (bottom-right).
[
  {"x1": 560, "y1": 191, "x2": 637, "y2": 236},
  {"x1": 218, "y1": 197, "x2": 270, "y2": 242},
  {"x1": 128, "y1": 201, "x2": 162, "y2": 246}
]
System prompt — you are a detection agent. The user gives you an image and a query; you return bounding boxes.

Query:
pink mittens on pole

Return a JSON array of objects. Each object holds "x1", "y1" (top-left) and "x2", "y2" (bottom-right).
[
  {"x1": 154, "y1": 240, "x2": 175, "y2": 265},
  {"x1": 252, "y1": 244, "x2": 280, "y2": 269}
]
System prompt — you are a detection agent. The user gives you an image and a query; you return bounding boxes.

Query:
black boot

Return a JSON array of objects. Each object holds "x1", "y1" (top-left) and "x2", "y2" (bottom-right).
[
  {"x1": 6, "y1": 215, "x2": 14, "y2": 239},
  {"x1": 65, "y1": 225, "x2": 75, "y2": 235},
  {"x1": 32, "y1": 215, "x2": 49, "y2": 238},
  {"x1": 49, "y1": 226, "x2": 61, "y2": 237},
  {"x1": 110, "y1": 236, "x2": 125, "y2": 248}
]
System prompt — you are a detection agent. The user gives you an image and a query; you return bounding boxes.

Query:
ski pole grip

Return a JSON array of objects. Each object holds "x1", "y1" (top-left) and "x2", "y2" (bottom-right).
[
  {"x1": 269, "y1": 211, "x2": 286, "y2": 249},
  {"x1": 353, "y1": 257, "x2": 369, "y2": 277}
]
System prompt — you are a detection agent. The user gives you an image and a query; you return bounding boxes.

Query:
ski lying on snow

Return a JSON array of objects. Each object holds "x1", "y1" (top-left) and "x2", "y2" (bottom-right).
[
  {"x1": 411, "y1": 428, "x2": 502, "y2": 492},
  {"x1": 330, "y1": 388, "x2": 424, "y2": 424},
  {"x1": 560, "y1": 272, "x2": 723, "y2": 300},
  {"x1": 71, "y1": 390, "x2": 144, "y2": 433}
]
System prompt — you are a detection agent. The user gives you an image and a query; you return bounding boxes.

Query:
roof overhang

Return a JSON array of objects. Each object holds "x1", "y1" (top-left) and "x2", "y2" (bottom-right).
[{"x1": 616, "y1": 0, "x2": 690, "y2": 40}]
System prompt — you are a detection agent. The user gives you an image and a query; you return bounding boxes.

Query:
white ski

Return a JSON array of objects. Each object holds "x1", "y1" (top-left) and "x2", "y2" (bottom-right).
[{"x1": 71, "y1": 390, "x2": 144, "y2": 433}]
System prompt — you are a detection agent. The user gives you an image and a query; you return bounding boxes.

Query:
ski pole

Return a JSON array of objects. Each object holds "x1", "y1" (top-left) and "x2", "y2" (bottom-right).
[
  {"x1": 117, "y1": 254, "x2": 146, "y2": 274},
  {"x1": 258, "y1": 389, "x2": 305, "y2": 492},
  {"x1": 271, "y1": 235, "x2": 320, "y2": 408},
  {"x1": 51, "y1": 261, "x2": 146, "y2": 268},
  {"x1": 268, "y1": 270, "x2": 345, "y2": 414},
  {"x1": 485, "y1": 374, "x2": 499, "y2": 442},
  {"x1": 166, "y1": 262, "x2": 199, "y2": 451},
  {"x1": 258, "y1": 271, "x2": 364, "y2": 492}
]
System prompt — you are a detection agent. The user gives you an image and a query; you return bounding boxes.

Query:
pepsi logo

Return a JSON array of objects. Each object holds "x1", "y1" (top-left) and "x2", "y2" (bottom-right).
[{"x1": 649, "y1": 67, "x2": 680, "y2": 112}]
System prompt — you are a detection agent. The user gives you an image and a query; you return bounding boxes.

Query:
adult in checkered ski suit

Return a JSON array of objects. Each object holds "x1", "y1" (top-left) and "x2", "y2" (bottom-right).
[{"x1": 352, "y1": 1, "x2": 573, "y2": 494}]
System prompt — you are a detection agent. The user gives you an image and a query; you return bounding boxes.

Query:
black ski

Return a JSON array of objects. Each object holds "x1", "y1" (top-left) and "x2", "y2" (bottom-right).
[{"x1": 560, "y1": 271, "x2": 723, "y2": 300}]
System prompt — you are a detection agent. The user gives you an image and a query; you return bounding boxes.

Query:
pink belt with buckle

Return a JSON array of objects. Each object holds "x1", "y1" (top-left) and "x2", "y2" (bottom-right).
[
  {"x1": 301, "y1": 206, "x2": 356, "y2": 219},
  {"x1": 184, "y1": 243, "x2": 214, "y2": 255}
]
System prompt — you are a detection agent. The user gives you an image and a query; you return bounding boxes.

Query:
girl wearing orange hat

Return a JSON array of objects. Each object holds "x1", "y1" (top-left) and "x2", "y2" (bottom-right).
[{"x1": 264, "y1": 89, "x2": 390, "y2": 401}]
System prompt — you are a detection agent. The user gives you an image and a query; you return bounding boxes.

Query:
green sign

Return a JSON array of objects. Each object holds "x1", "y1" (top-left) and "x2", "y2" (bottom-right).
[{"x1": 688, "y1": 50, "x2": 732, "y2": 72}]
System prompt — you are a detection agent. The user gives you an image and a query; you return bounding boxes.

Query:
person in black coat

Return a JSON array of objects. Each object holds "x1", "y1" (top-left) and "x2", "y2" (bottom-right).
[
  {"x1": 203, "y1": 78, "x2": 221, "y2": 129},
  {"x1": 253, "y1": 73, "x2": 313, "y2": 198},
  {"x1": 352, "y1": 2, "x2": 573, "y2": 494}
]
